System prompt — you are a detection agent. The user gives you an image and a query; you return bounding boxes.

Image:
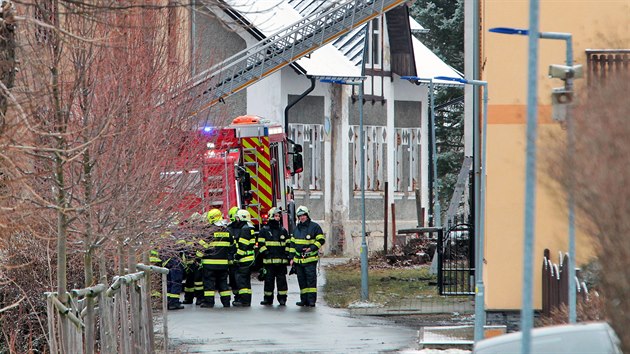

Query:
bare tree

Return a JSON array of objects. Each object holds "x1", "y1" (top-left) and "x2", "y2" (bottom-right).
[
  {"x1": 0, "y1": 0, "x2": 232, "y2": 352},
  {"x1": 545, "y1": 72, "x2": 630, "y2": 352}
]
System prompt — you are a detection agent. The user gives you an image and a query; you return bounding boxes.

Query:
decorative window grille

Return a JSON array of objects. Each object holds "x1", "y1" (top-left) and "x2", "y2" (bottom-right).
[
  {"x1": 289, "y1": 123, "x2": 323, "y2": 191},
  {"x1": 349, "y1": 125, "x2": 386, "y2": 191},
  {"x1": 408, "y1": 128, "x2": 421, "y2": 191},
  {"x1": 394, "y1": 127, "x2": 421, "y2": 192}
]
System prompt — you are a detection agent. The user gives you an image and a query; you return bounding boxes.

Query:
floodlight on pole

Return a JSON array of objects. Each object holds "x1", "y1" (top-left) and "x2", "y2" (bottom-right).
[
  {"x1": 436, "y1": 75, "x2": 489, "y2": 343},
  {"x1": 489, "y1": 25, "x2": 578, "y2": 324}
]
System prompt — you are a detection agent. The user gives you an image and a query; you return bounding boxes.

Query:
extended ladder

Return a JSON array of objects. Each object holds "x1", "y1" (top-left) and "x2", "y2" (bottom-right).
[{"x1": 185, "y1": 0, "x2": 407, "y2": 116}]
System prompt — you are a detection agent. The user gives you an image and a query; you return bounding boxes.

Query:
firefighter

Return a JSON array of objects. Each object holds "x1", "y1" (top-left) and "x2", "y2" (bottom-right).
[
  {"x1": 232, "y1": 209, "x2": 256, "y2": 307},
  {"x1": 183, "y1": 213, "x2": 205, "y2": 305},
  {"x1": 151, "y1": 226, "x2": 187, "y2": 310},
  {"x1": 258, "y1": 207, "x2": 290, "y2": 306},
  {"x1": 199, "y1": 209, "x2": 234, "y2": 308},
  {"x1": 288, "y1": 206, "x2": 325, "y2": 307},
  {"x1": 226, "y1": 206, "x2": 240, "y2": 300}
]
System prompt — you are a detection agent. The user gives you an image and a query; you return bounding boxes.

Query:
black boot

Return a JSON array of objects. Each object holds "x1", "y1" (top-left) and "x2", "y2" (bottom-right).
[
  {"x1": 168, "y1": 301, "x2": 185, "y2": 310},
  {"x1": 199, "y1": 301, "x2": 214, "y2": 308}
]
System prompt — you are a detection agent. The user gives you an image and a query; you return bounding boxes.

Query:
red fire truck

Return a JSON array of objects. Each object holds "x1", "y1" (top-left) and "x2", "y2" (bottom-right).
[{"x1": 162, "y1": 115, "x2": 303, "y2": 230}]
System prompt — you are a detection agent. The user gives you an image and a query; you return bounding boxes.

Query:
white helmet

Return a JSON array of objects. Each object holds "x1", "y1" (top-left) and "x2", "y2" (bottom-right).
[
  {"x1": 235, "y1": 209, "x2": 251, "y2": 222},
  {"x1": 296, "y1": 206, "x2": 309, "y2": 217}
]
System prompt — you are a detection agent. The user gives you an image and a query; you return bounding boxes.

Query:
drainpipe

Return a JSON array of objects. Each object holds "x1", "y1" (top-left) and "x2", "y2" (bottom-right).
[{"x1": 284, "y1": 76, "x2": 316, "y2": 139}]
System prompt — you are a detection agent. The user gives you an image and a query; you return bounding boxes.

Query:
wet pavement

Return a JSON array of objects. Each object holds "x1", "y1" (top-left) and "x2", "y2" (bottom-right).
[{"x1": 166, "y1": 258, "x2": 420, "y2": 353}]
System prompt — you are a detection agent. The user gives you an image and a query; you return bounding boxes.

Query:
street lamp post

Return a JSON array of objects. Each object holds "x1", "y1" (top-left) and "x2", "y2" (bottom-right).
[
  {"x1": 489, "y1": 26, "x2": 578, "y2": 324},
  {"x1": 400, "y1": 77, "x2": 441, "y2": 229},
  {"x1": 435, "y1": 75, "x2": 488, "y2": 342},
  {"x1": 320, "y1": 77, "x2": 369, "y2": 301}
]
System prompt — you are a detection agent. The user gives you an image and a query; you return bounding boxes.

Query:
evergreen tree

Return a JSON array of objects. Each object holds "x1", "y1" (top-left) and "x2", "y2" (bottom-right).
[{"x1": 411, "y1": 0, "x2": 465, "y2": 221}]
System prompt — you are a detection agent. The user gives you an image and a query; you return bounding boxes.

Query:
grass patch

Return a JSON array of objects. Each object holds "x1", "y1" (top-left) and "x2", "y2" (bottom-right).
[{"x1": 323, "y1": 261, "x2": 438, "y2": 308}]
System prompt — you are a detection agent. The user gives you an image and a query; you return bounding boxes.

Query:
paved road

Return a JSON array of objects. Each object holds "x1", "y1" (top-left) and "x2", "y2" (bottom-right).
[{"x1": 167, "y1": 259, "x2": 419, "y2": 353}]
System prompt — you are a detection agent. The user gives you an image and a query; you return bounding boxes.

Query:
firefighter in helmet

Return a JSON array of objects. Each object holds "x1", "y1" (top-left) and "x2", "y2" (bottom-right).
[
  {"x1": 226, "y1": 206, "x2": 240, "y2": 299},
  {"x1": 182, "y1": 212, "x2": 205, "y2": 305},
  {"x1": 232, "y1": 209, "x2": 256, "y2": 307},
  {"x1": 151, "y1": 221, "x2": 187, "y2": 310},
  {"x1": 198, "y1": 208, "x2": 234, "y2": 308},
  {"x1": 258, "y1": 207, "x2": 290, "y2": 306},
  {"x1": 288, "y1": 206, "x2": 325, "y2": 307}
]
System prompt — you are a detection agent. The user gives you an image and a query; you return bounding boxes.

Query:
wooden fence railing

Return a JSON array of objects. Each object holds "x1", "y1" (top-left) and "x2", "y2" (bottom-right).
[
  {"x1": 45, "y1": 263, "x2": 169, "y2": 354},
  {"x1": 541, "y1": 249, "x2": 591, "y2": 316}
]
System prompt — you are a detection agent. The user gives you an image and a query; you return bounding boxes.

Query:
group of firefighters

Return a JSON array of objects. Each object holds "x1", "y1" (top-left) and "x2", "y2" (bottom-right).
[{"x1": 151, "y1": 205, "x2": 325, "y2": 310}]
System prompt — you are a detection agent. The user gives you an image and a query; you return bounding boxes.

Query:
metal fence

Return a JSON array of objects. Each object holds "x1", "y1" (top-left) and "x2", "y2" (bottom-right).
[
  {"x1": 437, "y1": 215, "x2": 475, "y2": 296},
  {"x1": 541, "y1": 249, "x2": 591, "y2": 316},
  {"x1": 585, "y1": 49, "x2": 630, "y2": 87},
  {"x1": 45, "y1": 263, "x2": 169, "y2": 354}
]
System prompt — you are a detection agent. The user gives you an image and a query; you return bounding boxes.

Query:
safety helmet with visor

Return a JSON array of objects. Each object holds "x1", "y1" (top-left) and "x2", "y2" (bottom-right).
[{"x1": 296, "y1": 206, "x2": 309, "y2": 217}]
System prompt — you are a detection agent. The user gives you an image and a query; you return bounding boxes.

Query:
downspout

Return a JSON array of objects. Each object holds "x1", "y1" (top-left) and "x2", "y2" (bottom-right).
[{"x1": 284, "y1": 76, "x2": 316, "y2": 139}]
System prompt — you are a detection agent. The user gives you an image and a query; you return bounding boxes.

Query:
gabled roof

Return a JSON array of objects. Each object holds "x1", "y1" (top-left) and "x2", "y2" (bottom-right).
[{"x1": 220, "y1": 0, "x2": 461, "y2": 83}]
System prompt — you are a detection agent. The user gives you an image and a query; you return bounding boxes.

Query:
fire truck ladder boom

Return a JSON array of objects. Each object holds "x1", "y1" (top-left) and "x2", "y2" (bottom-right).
[{"x1": 187, "y1": 0, "x2": 407, "y2": 116}]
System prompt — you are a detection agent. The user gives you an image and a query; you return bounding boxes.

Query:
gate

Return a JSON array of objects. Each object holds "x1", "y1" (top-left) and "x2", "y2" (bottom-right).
[{"x1": 437, "y1": 217, "x2": 475, "y2": 295}]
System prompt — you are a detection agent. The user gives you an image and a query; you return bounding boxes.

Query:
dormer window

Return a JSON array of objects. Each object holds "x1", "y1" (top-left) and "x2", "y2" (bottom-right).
[{"x1": 366, "y1": 17, "x2": 382, "y2": 68}]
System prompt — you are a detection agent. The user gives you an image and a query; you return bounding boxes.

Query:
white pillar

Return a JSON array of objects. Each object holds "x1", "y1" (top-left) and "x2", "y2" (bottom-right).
[
  {"x1": 385, "y1": 78, "x2": 395, "y2": 226},
  {"x1": 324, "y1": 86, "x2": 333, "y2": 236},
  {"x1": 419, "y1": 85, "x2": 430, "y2": 221}
]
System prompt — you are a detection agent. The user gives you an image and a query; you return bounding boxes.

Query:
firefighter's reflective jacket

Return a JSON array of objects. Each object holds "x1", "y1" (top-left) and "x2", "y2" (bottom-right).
[
  {"x1": 288, "y1": 218, "x2": 325, "y2": 264},
  {"x1": 258, "y1": 220, "x2": 290, "y2": 264},
  {"x1": 199, "y1": 224, "x2": 235, "y2": 269},
  {"x1": 233, "y1": 221, "x2": 256, "y2": 265},
  {"x1": 150, "y1": 230, "x2": 188, "y2": 266}
]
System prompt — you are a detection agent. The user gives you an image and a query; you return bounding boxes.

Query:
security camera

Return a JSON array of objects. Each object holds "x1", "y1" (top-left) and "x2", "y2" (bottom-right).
[
  {"x1": 551, "y1": 87, "x2": 574, "y2": 122},
  {"x1": 548, "y1": 64, "x2": 583, "y2": 80},
  {"x1": 551, "y1": 87, "x2": 573, "y2": 105}
]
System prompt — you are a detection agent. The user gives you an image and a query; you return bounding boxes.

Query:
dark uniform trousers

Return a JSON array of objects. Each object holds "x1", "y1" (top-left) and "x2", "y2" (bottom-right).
[
  {"x1": 184, "y1": 262, "x2": 203, "y2": 304},
  {"x1": 296, "y1": 262, "x2": 318, "y2": 305},
  {"x1": 164, "y1": 258, "x2": 184, "y2": 306},
  {"x1": 263, "y1": 264, "x2": 288, "y2": 303},
  {"x1": 228, "y1": 262, "x2": 238, "y2": 299},
  {"x1": 234, "y1": 265, "x2": 252, "y2": 305},
  {"x1": 202, "y1": 267, "x2": 231, "y2": 306}
]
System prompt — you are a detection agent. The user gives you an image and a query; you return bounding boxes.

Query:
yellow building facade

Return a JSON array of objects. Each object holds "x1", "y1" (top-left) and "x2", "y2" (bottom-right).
[{"x1": 481, "y1": 0, "x2": 629, "y2": 310}]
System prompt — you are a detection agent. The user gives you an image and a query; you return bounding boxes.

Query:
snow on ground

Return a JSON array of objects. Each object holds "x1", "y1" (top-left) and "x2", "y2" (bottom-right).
[{"x1": 400, "y1": 349, "x2": 471, "y2": 354}]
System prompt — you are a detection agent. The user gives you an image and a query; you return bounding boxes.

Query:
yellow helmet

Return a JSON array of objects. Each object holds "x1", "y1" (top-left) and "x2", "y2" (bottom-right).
[
  {"x1": 235, "y1": 209, "x2": 251, "y2": 222},
  {"x1": 207, "y1": 208, "x2": 223, "y2": 224},
  {"x1": 228, "y1": 206, "x2": 239, "y2": 222},
  {"x1": 296, "y1": 205, "x2": 309, "y2": 217}
]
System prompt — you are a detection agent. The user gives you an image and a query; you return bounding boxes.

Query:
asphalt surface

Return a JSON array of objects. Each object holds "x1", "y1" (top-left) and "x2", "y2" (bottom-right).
[{"x1": 167, "y1": 258, "x2": 420, "y2": 353}]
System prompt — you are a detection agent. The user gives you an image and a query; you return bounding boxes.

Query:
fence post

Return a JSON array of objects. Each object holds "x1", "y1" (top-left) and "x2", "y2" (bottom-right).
[
  {"x1": 162, "y1": 272, "x2": 169, "y2": 353},
  {"x1": 390, "y1": 203, "x2": 396, "y2": 247},
  {"x1": 384, "y1": 181, "x2": 389, "y2": 253},
  {"x1": 437, "y1": 228, "x2": 443, "y2": 295}
]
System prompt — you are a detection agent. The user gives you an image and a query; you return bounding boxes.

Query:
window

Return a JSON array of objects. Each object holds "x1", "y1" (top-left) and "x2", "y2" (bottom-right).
[
  {"x1": 366, "y1": 17, "x2": 382, "y2": 68},
  {"x1": 350, "y1": 125, "x2": 386, "y2": 191},
  {"x1": 288, "y1": 123, "x2": 323, "y2": 191}
]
